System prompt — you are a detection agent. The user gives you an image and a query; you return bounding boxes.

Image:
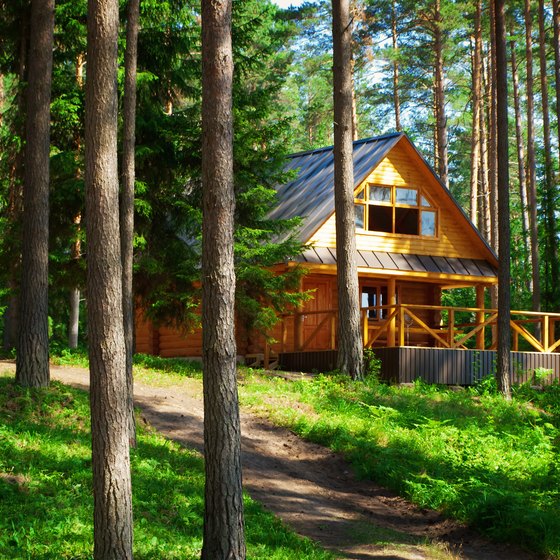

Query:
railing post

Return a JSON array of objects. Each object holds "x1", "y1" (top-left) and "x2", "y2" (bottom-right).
[
  {"x1": 362, "y1": 308, "x2": 369, "y2": 348},
  {"x1": 387, "y1": 278, "x2": 396, "y2": 347},
  {"x1": 281, "y1": 319, "x2": 287, "y2": 354},
  {"x1": 264, "y1": 341, "x2": 270, "y2": 369},
  {"x1": 448, "y1": 308, "x2": 455, "y2": 348},
  {"x1": 513, "y1": 330, "x2": 518, "y2": 351},
  {"x1": 544, "y1": 315, "x2": 550, "y2": 352},
  {"x1": 399, "y1": 306, "x2": 405, "y2": 346},
  {"x1": 330, "y1": 312, "x2": 336, "y2": 350},
  {"x1": 476, "y1": 284, "x2": 485, "y2": 349}
]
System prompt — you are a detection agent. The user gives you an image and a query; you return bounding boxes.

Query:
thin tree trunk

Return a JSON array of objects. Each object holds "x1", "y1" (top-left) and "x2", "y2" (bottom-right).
[
  {"x1": 391, "y1": 0, "x2": 401, "y2": 132},
  {"x1": 121, "y1": 0, "x2": 140, "y2": 448},
  {"x1": 510, "y1": 39, "x2": 530, "y2": 274},
  {"x1": 470, "y1": 0, "x2": 482, "y2": 226},
  {"x1": 525, "y1": 0, "x2": 541, "y2": 312},
  {"x1": 16, "y1": 0, "x2": 54, "y2": 388},
  {"x1": 538, "y1": 0, "x2": 560, "y2": 308},
  {"x1": 488, "y1": 0, "x2": 498, "y2": 253},
  {"x1": 332, "y1": 0, "x2": 363, "y2": 379},
  {"x1": 493, "y1": 0, "x2": 511, "y2": 399},
  {"x1": 68, "y1": 55, "x2": 85, "y2": 350},
  {"x1": 480, "y1": 55, "x2": 491, "y2": 242},
  {"x1": 85, "y1": 0, "x2": 134, "y2": 556},
  {"x1": 433, "y1": 0, "x2": 448, "y2": 188},
  {"x1": 201, "y1": 1, "x2": 245, "y2": 558},
  {"x1": 68, "y1": 287, "x2": 80, "y2": 349},
  {"x1": 553, "y1": 0, "x2": 560, "y2": 168}
]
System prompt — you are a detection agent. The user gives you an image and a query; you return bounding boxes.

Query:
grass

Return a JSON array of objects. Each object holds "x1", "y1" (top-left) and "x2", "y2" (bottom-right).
[
  {"x1": 235, "y1": 370, "x2": 560, "y2": 558},
  {"x1": 0, "y1": 375, "x2": 333, "y2": 560}
]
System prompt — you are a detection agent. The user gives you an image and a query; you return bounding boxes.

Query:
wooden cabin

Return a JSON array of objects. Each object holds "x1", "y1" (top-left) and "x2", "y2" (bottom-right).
[{"x1": 136, "y1": 133, "x2": 560, "y2": 383}]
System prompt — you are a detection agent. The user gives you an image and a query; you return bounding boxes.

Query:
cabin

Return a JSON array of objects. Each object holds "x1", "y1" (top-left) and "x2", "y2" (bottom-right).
[{"x1": 136, "y1": 132, "x2": 560, "y2": 384}]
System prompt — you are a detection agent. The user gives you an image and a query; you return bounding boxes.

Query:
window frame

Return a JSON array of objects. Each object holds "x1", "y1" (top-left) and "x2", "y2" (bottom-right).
[{"x1": 354, "y1": 183, "x2": 439, "y2": 238}]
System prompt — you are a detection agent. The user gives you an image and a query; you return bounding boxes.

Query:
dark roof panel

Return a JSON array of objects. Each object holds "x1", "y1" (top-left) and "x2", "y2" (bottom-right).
[
  {"x1": 295, "y1": 249, "x2": 496, "y2": 279},
  {"x1": 269, "y1": 133, "x2": 403, "y2": 241}
]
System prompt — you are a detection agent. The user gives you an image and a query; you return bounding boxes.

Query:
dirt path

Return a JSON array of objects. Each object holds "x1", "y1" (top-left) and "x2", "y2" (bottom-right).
[{"x1": 0, "y1": 361, "x2": 540, "y2": 560}]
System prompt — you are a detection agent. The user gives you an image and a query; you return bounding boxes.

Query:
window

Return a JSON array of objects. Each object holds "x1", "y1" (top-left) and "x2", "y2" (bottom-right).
[
  {"x1": 361, "y1": 285, "x2": 388, "y2": 319},
  {"x1": 354, "y1": 183, "x2": 438, "y2": 237}
]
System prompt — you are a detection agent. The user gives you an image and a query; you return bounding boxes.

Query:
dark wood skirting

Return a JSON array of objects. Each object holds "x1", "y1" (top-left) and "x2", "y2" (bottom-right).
[{"x1": 278, "y1": 347, "x2": 560, "y2": 385}]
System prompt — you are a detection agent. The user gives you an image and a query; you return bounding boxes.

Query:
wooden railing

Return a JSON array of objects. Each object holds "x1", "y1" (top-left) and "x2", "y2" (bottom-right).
[{"x1": 273, "y1": 304, "x2": 560, "y2": 355}]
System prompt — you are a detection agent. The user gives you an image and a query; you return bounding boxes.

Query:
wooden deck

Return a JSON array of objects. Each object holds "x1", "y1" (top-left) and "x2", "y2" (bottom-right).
[
  {"x1": 270, "y1": 303, "x2": 560, "y2": 385},
  {"x1": 278, "y1": 347, "x2": 560, "y2": 385}
]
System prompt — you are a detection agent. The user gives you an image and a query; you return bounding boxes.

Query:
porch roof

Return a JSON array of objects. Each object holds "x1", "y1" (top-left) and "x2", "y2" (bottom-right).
[{"x1": 294, "y1": 247, "x2": 497, "y2": 283}]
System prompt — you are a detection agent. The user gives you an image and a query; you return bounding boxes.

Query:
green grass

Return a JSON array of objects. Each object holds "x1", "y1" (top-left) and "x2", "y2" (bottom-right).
[
  {"x1": 236, "y1": 370, "x2": 560, "y2": 558},
  {"x1": 0, "y1": 377, "x2": 333, "y2": 560}
]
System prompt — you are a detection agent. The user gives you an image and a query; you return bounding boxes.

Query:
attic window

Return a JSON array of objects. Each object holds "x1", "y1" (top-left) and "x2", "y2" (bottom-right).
[{"x1": 354, "y1": 183, "x2": 437, "y2": 237}]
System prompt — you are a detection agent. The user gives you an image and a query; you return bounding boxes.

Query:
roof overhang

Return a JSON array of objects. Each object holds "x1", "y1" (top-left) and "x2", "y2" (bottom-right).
[{"x1": 287, "y1": 247, "x2": 498, "y2": 287}]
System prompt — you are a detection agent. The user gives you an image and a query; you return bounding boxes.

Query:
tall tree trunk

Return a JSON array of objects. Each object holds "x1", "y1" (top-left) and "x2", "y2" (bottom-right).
[
  {"x1": 510, "y1": 38, "x2": 530, "y2": 276},
  {"x1": 16, "y1": 0, "x2": 54, "y2": 388},
  {"x1": 201, "y1": 1, "x2": 245, "y2": 558},
  {"x1": 391, "y1": 0, "x2": 401, "y2": 132},
  {"x1": 470, "y1": 0, "x2": 482, "y2": 226},
  {"x1": 68, "y1": 55, "x2": 85, "y2": 349},
  {"x1": 493, "y1": 0, "x2": 511, "y2": 399},
  {"x1": 488, "y1": 0, "x2": 498, "y2": 254},
  {"x1": 433, "y1": 0, "x2": 448, "y2": 187},
  {"x1": 553, "y1": 0, "x2": 560, "y2": 169},
  {"x1": 480, "y1": 55, "x2": 491, "y2": 242},
  {"x1": 538, "y1": 0, "x2": 560, "y2": 308},
  {"x1": 121, "y1": 0, "x2": 140, "y2": 448},
  {"x1": 332, "y1": 0, "x2": 363, "y2": 380},
  {"x1": 525, "y1": 0, "x2": 541, "y2": 312},
  {"x1": 85, "y1": 0, "x2": 134, "y2": 557}
]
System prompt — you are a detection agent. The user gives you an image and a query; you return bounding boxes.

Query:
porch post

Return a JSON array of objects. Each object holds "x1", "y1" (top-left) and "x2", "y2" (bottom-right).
[
  {"x1": 294, "y1": 277, "x2": 304, "y2": 351},
  {"x1": 476, "y1": 284, "x2": 485, "y2": 349},
  {"x1": 387, "y1": 278, "x2": 396, "y2": 347}
]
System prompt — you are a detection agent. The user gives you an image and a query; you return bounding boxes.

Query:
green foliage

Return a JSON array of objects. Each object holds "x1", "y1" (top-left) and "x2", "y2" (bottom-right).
[
  {"x1": 237, "y1": 372, "x2": 560, "y2": 558},
  {"x1": 0, "y1": 377, "x2": 333, "y2": 560}
]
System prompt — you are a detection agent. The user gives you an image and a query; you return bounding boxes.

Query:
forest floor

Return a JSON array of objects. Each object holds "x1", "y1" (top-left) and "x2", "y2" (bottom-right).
[{"x1": 0, "y1": 360, "x2": 541, "y2": 560}]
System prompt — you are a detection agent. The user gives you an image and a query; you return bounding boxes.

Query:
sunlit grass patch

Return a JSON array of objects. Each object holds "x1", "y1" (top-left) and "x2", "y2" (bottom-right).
[
  {"x1": 237, "y1": 371, "x2": 560, "y2": 558},
  {"x1": 0, "y1": 377, "x2": 332, "y2": 560}
]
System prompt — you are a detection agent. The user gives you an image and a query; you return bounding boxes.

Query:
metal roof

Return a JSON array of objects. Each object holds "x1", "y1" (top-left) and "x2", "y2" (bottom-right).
[
  {"x1": 295, "y1": 248, "x2": 498, "y2": 279},
  {"x1": 269, "y1": 132, "x2": 403, "y2": 242}
]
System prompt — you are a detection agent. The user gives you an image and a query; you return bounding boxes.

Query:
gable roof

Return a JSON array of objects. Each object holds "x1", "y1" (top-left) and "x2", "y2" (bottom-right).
[
  {"x1": 270, "y1": 132, "x2": 497, "y2": 269},
  {"x1": 269, "y1": 132, "x2": 402, "y2": 242}
]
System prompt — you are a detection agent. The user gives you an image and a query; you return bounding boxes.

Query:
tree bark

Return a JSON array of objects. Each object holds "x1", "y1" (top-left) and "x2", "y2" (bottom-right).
[
  {"x1": 68, "y1": 287, "x2": 80, "y2": 349},
  {"x1": 332, "y1": 0, "x2": 363, "y2": 380},
  {"x1": 121, "y1": 0, "x2": 140, "y2": 448},
  {"x1": 391, "y1": 0, "x2": 401, "y2": 132},
  {"x1": 201, "y1": 1, "x2": 246, "y2": 558},
  {"x1": 524, "y1": 0, "x2": 541, "y2": 312},
  {"x1": 538, "y1": 0, "x2": 560, "y2": 308},
  {"x1": 16, "y1": 0, "x2": 54, "y2": 388},
  {"x1": 493, "y1": 0, "x2": 511, "y2": 399},
  {"x1": 433, "y1": 0, "x2": 448, "y2": 188},
  {"x1": 469, "y1": 0, "x2": 482, "y2": 227},
  {"x1": 510, "y1": 38, "x2": 530, "y2": 274},
  {"x1": 488, "y1": 0, "x2": 498, "y2": 254},
  {"x1": 85, "y1": 0, "x2": 134, "y2": 557}
]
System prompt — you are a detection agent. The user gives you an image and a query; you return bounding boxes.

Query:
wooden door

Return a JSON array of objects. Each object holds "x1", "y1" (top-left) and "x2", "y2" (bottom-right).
[{"x1": 302, "y1": 277, "x2": 334, "y2": 350}]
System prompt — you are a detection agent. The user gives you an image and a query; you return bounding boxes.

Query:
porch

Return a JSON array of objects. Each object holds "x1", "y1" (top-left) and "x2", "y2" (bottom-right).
[{"x1": 263, "y1": 303, "x2": 560, "y2": 384}]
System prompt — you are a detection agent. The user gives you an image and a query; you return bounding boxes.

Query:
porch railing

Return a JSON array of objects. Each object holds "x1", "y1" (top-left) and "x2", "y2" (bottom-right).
[{"x1": 272, "y1": 304, "x2": 560, "y2": 355}]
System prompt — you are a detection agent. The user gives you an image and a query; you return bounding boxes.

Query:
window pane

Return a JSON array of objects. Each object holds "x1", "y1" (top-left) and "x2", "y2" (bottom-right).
[
  {"x1": 369, "y1": 185, "x2": 391, "y2": 203},
  {"x1": 421, "y1": 210, "x2": 436, "y2": 236},
  {"x1": 396, "y1": 187, "x2": 418, "y2": 205},
  {"x1": 420, "y1": 195, "x2": 431, "y2": 207},
  {"x1": 395, "y1": 207, "x2": 419, "y2": 234},
  {"x1": 369, "y1": 205, "x2": 392, "y2": 232},
  {"x1": 362, "y1": 287, "x2": 378, "y2": 319},
  {"x1": 355, "y1": 187, "x2": 365, "y2": 200},
  {"x1": 355, "y1": 204, "x2": 365, "y2": 228}
]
